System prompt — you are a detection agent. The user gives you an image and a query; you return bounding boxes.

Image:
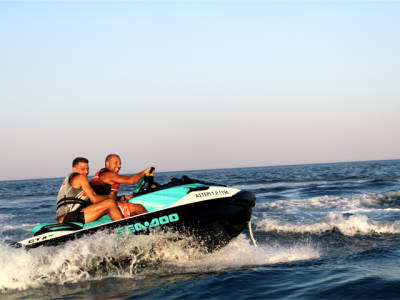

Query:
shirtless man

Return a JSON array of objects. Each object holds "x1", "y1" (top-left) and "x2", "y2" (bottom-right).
[
  {"x1": 90, "y1": 154, "x2": 153, "y2": 216},
  {"x1": 56, "y1": 157, "x2": 123, "y2": 224}
]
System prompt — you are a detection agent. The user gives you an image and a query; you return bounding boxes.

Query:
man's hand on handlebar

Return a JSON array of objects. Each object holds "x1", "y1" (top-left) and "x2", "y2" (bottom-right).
[{"x1": 144, "y1": 167, "x2": 155, "y2": 177}]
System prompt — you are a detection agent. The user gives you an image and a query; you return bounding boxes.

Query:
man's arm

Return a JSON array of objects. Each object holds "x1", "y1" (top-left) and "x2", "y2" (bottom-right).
[
  {"x1": 101, "y1": 167, "x2": 154, "y2": 185},
  {"x1": 72, "y1": 175, "x2": 110, "y2": 203}
]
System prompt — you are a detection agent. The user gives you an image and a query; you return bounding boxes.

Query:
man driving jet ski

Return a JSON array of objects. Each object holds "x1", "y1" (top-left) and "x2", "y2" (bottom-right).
[{"x1": 90, "y1": 154, "x2": 154, "y2": 217}]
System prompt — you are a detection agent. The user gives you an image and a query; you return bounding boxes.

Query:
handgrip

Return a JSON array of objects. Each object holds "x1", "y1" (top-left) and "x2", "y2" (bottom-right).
[{"x1": 144, "y1": 167, "x2": 155, "y2": 183}]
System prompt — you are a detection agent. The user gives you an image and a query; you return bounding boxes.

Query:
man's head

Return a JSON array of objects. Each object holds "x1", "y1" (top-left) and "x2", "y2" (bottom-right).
[
  {"x1": 105, "y1": 154, "x2": 121, "y2": 174},
  {"x1": 72, "y1": 157, "x2": 89, "y2": 176}
]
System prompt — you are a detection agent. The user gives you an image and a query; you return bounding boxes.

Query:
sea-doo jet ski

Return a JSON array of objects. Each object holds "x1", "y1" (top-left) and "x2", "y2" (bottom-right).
[{"x1": 14, "y1": 171, "x2": 256, "y2": 250}]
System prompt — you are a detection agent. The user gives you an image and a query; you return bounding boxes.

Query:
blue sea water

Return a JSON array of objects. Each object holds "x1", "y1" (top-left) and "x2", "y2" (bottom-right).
[{"x1": 1, "y1": 160, "x2": 400, "y2": 299}]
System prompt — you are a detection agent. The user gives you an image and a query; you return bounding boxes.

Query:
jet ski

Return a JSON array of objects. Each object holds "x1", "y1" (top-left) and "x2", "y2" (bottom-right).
[{"x1": 13, "y1": 172, "x2": 256, "y2": 250}]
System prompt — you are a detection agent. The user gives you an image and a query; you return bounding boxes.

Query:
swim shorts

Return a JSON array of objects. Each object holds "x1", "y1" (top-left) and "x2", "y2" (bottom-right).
[
  {"x1": 117, "y1": 201, "x2": 145, "y2": 217},
  {"x1": 62, "y1": 210, "x2": 85, "y2": 224}
]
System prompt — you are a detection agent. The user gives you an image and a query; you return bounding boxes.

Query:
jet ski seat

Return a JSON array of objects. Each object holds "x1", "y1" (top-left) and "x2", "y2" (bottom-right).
[
  {"x1": 31, "y1": 214, "x2": 114, "y2": 236},
  {"x1": 32, "y1": 222, "x2": 84, "y2": 236}
]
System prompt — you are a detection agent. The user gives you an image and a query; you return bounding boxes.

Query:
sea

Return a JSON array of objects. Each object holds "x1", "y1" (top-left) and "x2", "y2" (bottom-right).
[{"x1": 1, "y1": 160, "x2": 400, "y2": 299}]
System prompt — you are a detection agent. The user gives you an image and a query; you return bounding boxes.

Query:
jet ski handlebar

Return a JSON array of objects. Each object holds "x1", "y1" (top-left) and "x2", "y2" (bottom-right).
[
  {"x1": 133, "y1": 167, "x2": 156, "y2": 195},
  {"x1": 144, "y1": 167, "x2": 155, "y2": 183}
]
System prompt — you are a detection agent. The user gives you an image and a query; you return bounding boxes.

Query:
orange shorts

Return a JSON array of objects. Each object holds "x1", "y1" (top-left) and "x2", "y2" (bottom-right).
[
  {"x1": 117, "y1": 201, "x2": 134, "y2": 217},
  {"x1": 116, "y1": 201, "x2": 146, "y2": 218}
]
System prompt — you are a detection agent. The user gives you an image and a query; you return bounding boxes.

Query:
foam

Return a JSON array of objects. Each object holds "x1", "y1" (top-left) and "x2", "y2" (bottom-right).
[
  {"x1": 256, "y1": 212, "x2": 400, "y2": 236},
  {"x1": 0, "y1": 232, "x2": 320, "y2": 291},
  {"x1": 258, "y1": 191, "x2": 400, "y2": 213},
  {"x1": 159, "y1": 234, "x2": 320, "y2": 272},
  {"x1": 360, "y1": 191, "x2": 400, "y2": 208}
]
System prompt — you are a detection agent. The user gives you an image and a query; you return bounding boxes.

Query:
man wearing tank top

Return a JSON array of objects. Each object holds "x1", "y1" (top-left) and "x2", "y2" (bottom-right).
[{"x1": 56, "y1": 157, "x2": 123, "y2": 224}]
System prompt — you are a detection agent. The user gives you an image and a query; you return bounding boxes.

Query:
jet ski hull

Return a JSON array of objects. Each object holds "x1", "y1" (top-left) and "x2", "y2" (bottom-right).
[{"x1": 15, "y1": 189, "x2": 255, "y2": 250}]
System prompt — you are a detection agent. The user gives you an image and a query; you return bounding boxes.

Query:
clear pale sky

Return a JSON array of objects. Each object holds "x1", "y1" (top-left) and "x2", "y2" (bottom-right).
[{"x1": 1, "y1": 1, "x2": 399, "y2": 181}]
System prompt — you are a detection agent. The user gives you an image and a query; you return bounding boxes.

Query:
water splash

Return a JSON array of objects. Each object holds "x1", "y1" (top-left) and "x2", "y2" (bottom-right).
[{"x1": 0, "y1": 231, "x2": 319, "y2": 292}]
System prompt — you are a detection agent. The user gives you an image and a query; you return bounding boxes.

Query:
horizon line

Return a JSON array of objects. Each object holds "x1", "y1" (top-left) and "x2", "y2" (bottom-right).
[{"x1": 1, "y1": 158, "x2": 399, "y2": 183}]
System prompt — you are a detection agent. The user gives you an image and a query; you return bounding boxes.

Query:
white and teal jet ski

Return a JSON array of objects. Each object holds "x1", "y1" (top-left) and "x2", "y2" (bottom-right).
[{"x1": 13, "y1": 173, "x2": 256, "y2": 250}]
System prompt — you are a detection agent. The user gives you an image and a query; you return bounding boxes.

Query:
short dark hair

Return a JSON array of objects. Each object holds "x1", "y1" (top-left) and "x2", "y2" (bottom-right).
[
  {"x1": 72, "y1": 157, "x2": 89, "y2": 167},
  {"x1": 105, "y1": 154, "x2": 120, "y2": 163}
]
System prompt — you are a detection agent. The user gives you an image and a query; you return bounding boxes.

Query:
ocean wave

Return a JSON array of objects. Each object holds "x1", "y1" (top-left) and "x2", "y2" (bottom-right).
[
  {"x1": 0, "y1": 232, "x2": 320, "y2": 291},
  {"x1": 360, "y1": 192, "x2": 400, "y2": 208},
  {"x1": 256, "y1": 212, "x2": 400, "y2": 236},
  {"x1": 234, "y1": 179, "x2": 372, "y2": 191},
  {"x1": 257, "y1": 195, "x2": 352, "y2": 212},
  {"x1": 0, "y1": 216, "x2": 39, "y2": 245},
  {"x1": 0, "y1": 214, "x2": 13, "y2": 222},
  {"x1": 257, "y1": 191, "x2": 400, "y2": 213}
]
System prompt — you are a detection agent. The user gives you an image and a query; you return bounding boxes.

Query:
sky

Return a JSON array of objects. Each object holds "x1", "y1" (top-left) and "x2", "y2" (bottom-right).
[{"x1": 0, "y1": 1, "x2": 399, "y2": 181}]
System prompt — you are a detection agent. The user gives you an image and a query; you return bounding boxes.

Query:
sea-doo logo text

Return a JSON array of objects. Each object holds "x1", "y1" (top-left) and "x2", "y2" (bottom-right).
[
  {"x1": 115, "y1": 213, "x2": 179, "y2": 235},
  {"x1": 195, "y1": 190, "x2": 229, "y2": 198}
]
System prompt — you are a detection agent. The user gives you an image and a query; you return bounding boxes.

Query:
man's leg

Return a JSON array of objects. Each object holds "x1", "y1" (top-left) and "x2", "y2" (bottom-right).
[
  {"x1": 83, "y1": 199, "x2": 123, "y2": 223},
  {"x1": 129, "y1": 203, "x2": 147, "y2": 216}
]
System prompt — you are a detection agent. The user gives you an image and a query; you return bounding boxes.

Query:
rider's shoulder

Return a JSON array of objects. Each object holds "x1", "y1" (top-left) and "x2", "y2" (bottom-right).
[
  {"x1": 102, "y1": 170, "x2": 119, "y2": 179},
  {"x1": 70, "y1": 173, "x2": 87, "y2": 183}
]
